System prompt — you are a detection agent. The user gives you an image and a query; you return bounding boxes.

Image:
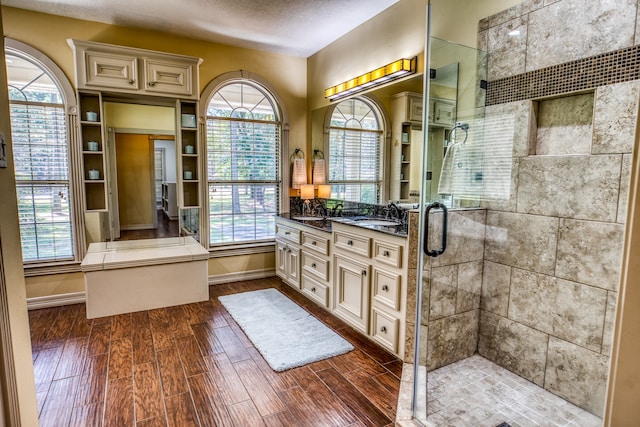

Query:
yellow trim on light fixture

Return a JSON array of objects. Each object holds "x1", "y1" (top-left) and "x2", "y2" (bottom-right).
[{"x1": 325, "y1": 57, "x2": 417, "y2": 101}]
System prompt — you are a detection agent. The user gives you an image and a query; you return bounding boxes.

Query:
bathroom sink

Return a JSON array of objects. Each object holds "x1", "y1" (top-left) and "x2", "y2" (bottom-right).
[
  {"x1": 292, "y1": 216, "x2": 328, "y2": 221},
  {"x1": 353, "y1": 219, "x2": 400, "y2": 227}
]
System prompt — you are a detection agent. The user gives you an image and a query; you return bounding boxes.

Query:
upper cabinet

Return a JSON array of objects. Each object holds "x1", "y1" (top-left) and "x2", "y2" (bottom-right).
[{"x1": 68, "y1": 39, "x2": 202, "y2": 99}]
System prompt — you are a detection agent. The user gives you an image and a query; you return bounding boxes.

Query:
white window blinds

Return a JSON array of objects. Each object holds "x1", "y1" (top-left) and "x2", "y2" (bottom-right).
[
  {"x1": 206, "y1": 82, "x2": 281, "y2": 245},
  {"x1": 10, "y1": 101, "x2": 73, "y2": 261},
  {"x1": 328, "y1": 98, "x2": 383, "y2": 204}
]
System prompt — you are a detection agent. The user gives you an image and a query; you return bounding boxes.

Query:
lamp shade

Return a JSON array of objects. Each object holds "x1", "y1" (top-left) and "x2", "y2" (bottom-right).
[
  {"x1": 313, "y1": 159, "x2": 326, "y2": 185},
  {"x1": 317, "y1": 184, "x2": 331, "y2": 199},
  {"x1": 292, "y1": 158, "x2": 307, "y2": 189},
  {"x1": 300, "y1": 184, "x2": 315, "y2": 200}
]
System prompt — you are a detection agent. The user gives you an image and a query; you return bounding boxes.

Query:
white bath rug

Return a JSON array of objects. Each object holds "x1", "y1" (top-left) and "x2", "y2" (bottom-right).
[{"x1": 218, "y1": 288, "x2": 353, "y2": 371}]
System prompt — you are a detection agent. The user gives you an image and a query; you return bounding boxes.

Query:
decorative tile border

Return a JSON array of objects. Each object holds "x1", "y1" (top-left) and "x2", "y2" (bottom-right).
[{"x1": 486, "y1": 44, "x2": 640, "y2": 105}]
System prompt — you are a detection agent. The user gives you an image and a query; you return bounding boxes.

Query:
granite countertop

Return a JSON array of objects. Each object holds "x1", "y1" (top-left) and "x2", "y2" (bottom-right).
[{"x1": 277, "y1": 213, "x2": 408, "y2": 237}]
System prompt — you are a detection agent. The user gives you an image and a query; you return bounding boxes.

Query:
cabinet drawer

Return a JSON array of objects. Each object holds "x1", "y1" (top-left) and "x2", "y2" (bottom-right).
[
  {"x1": 372, "y1": 268, "x2": 401, "y2": 311},
  {"x1": 334, "y1": 231, "x2": 371, "y2": 258},
  {"x1": 144, "y1": 58, "x2": 193, "y2": 96},
  {"x1": 371, "y1": 308, "x2": 399, "y2": 353},
  {"x1": 301, "y1": 232, "x2": 330, "y2": 255},
  {"x1": 276, "y1": 223, "x2": 300, "y2": 244},
  {"x1": 373, "y1": 240, "x2": 402, "y2": 268},
  {"x1": 84, "y1": 51, "x2": 138, "y2": 90},
  {"x1": 301, "y1": 252, "x2": 329, "y2": 281},
  {"x1": 301, "y1": 274, "x2": 329, "y2": 308}
]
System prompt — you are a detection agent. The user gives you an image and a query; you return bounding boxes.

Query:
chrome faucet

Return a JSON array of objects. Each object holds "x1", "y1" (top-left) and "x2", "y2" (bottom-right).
[
  {"x1": 331, "y1": 203, "x2": 343, "y2": 217},
  {"x1": 385, "y1": 201, "x2": 401, "y2": 222}
]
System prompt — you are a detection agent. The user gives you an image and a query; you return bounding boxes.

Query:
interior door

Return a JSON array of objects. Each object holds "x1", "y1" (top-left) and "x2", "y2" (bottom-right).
[{"x1": 115, "y1": 133, "x2": 156, "y2": 231}]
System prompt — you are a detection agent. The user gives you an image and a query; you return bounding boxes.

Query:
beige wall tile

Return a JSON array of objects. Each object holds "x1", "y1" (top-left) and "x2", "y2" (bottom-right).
[
  {"x1": 526, "y1": 0, "x2": 637, "y2": 71},
  {"x1": 429, "y1": 265, "x2": 457, "y2": 320},
  {"x1": 592, "y1": 81, "x2": 640, "y2": 154},
  {"x1": 487, "y1": 16, "x2": 528, "y2": 79},
  {"x1": 431, "y1": 209, "x2": 486, "y2": 267},
  {"x1": 601, "y1": 291, "x2": 617, "y2": 356},
  {"x1": 485, "y1": 211, "x2": 558, "y2": 275},
  {"x1": 517, "y1": 154, "x2": 622, "y2": 221},
  {"x1": 456, "y1": 260, "x2": 483, "y2": 313},
  {"x1": 427, "y1": 310, "x2": 478, "y2": 371},
  {"x1": 509, "y1": 269, "x2": 608, "y2": 351},
  {"x1": 618, "y1": 154, "x2": 632, "y2": 223},
  {"x1": 545, "y1": 337, "x2": 609, "y2": 416},
  {"x1": 556, "y1": 219, "x2": 624, "y2": 291},
  {"x1": 478, "y1": 311, "x2": 548, "y2": 386},
  {"x1": 481, "y1": 261, "x2": 511, "y2": 316}
]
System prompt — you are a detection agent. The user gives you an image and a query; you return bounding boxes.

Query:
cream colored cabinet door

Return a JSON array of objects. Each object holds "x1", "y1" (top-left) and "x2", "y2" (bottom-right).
[
  {"x1": 84, "y1": 51, "x2": 138, "y2": 90},
  {"x1": 333, "y1": 254, "x2": 370, "y2": 334},
  {"x1": 144, "y1": 58, "x2": 193, "y2": 96},
  {"x1": 276, "y1": 241, "x2": 288, "y2": 280},
  {"x1": 276, "y1": 241, "x2": 300, "y2": 289},
  {"x1": 286, "y1": 246, "x2": 301, "y2": 289}
]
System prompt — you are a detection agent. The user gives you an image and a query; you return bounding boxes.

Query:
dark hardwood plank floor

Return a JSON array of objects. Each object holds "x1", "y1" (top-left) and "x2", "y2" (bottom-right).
[{"x1": 29, "y1": 277, "x2": 400, "y2": 426}]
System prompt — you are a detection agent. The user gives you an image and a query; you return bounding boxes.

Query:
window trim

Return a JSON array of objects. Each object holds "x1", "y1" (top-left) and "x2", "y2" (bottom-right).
[
  {"x1": 5, "y1": 38, "x2": 85, "y2": 272},
  {"x1": 323, "y1": 95, "x2": 391, "y2": 204},
  {"x1": 199, "y1": 71, "x2": 289, "y2": 249}
]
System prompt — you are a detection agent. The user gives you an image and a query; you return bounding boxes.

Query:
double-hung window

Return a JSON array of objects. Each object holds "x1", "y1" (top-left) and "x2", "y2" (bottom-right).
[
  {"x1": 6, "y1": 52, "x2": 74, "y2": 262},
  {"x1": 206, "y1": 82, "x2": 281, "y2": 245},
  {"x1": 328, "y1": 98, "x2": 383, "y2": 203}
]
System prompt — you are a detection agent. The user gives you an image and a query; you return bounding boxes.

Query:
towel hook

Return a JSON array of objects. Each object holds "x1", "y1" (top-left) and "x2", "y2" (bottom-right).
[
  {"x1": 450, "y1": 122, "x2": 469, "y2": 145},
  {"x1": 290, "y1": 148, "x2": 305, "y2": 161},
  {"x1": 313, "y1": 149, "x2": 324, "y2": 160}
]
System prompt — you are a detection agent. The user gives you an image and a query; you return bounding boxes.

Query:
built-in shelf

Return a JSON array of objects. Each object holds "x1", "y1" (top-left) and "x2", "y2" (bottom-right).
[{"x1": 79, "y1": 91, "x2": 108, "y2": 211}]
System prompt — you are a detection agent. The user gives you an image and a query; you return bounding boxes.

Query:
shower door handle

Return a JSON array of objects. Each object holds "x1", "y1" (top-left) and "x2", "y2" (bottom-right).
[{"x1": 423, "y1": 202, "x2": 447, "y2": 257}]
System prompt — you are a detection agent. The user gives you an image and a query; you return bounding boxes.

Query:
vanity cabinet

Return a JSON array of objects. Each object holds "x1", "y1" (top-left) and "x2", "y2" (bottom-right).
[
  {"x1": 332, "y1": 222, "x2": 407, "y2": 355},
  {"x1": 68, "y1": 39, "x2": 201, "y2": 99}
]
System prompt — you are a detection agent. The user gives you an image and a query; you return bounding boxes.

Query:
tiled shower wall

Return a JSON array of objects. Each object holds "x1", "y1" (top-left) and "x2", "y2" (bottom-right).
[{"x1": 477, "y1": 0, "x2": 637, "y2": 416}]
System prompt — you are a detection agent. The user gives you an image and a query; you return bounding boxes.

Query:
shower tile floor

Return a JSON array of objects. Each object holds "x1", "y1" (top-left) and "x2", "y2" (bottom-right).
[{"x1": 398, "y1": 355, "x2": 602, "y2": 427}]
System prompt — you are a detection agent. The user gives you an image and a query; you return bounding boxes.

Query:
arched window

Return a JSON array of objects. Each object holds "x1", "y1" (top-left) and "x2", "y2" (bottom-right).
[
  {"x1": 205, "y1": 81, "x2": 282, "y2": 245},
  {"x1": 6, "y1": 47, "x2": 75, "y2": 262},
  {"x1": 328, "y1": 97, "x2": 384, "y2": 203}
]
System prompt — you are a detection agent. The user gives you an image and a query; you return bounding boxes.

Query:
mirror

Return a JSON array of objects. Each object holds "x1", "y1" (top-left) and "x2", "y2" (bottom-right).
[
  {"x1": 102, "y1": 102, "x2": 181, "y2": 241},
  {"x1": 310, "y1": 36, "x2": 485, "y2": 207}
]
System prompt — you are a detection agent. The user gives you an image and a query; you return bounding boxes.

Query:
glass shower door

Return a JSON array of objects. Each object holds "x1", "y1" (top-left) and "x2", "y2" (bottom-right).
[{"x1": 411, "y1": 32, "x2": 489, "y2": 425}]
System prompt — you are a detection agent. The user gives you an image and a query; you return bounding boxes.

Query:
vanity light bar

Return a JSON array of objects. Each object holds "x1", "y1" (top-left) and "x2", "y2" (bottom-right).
[{"x1": 325, "y1": 57, "x2": 417, "y2": 101}]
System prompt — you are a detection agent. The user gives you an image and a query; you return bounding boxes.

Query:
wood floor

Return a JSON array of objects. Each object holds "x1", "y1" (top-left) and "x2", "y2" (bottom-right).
[
  {"x1": 117, "y1": 210, "x2": 179, "y2": 241},
  {"x1": 29, "y1": 277, "x2": 402, "y2": 427}
]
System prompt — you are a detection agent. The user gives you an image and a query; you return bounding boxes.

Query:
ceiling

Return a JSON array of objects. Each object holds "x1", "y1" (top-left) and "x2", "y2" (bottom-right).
[{"x1": 5, "y1": 0, "x2": 400, "y2": 58}]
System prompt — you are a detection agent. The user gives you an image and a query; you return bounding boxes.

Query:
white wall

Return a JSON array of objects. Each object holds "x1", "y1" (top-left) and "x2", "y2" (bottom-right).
[{"x1": 154, "y1": 139, "x2": 177, "y2": 182}]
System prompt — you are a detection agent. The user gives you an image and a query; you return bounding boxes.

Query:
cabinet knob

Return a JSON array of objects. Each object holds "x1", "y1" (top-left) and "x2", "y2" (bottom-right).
[
  {"x1": 128, "y1": 79, "x2": 134, "y2": 84},
  {"x1": 380, "y1": 326, "x2": 387, "y2": 333},
  {"x1": 311, "y1": 287, "x2": 316, "y2": 293},
  {"x1": 362, "y1": 270, "x2": 367, "y2": 276},
  {"x1": 311, "y1": 263, "x2": 316, "y2": 268},
  {"x1": 287, "y1": 248, "x2": 291, "y2": 253},
  {"x1": 382, "y1": 285, "x2": 389, "y2": 291},
  {"x1": 383, "y1": 250, "x2": 390, "y2": 257},
  {"x1": 284, "y1": 231, "x2": 290, "y2": 235},
  {"x1": 148, "y1": 81, "x2": 156, "y2": 87},
  {"x1": 347, "y1": 240, "x2": 353, "y2": 246},
  {"x1": 312, "y1": 241, "x2": 317, "y2": 246}
]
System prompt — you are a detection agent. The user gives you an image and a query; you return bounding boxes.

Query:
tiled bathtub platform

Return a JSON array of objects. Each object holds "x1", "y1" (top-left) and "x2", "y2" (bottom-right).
[{"x1": 397, "y1": 355, "x2": 601, "y2": 427}]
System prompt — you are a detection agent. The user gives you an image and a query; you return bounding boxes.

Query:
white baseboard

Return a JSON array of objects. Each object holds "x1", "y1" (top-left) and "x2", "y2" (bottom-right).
[
  {"x1": 208, "y1": 268, "x2": 275, "y2": 285},
  {"x1": 27, "y1": 292, "x2": 86, "y2": 310},
  {"x1": 27, "y1": 269, "x2": 276, "y2": 309},
  {"x1": 121, "y1": 224, "x2": 155, "y2": 230}
]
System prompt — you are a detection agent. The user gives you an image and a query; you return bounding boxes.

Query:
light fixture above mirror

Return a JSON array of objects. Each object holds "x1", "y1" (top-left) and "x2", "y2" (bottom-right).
[{"x1": 324, "y1": 57, "x2": 417, "y2": 101}]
